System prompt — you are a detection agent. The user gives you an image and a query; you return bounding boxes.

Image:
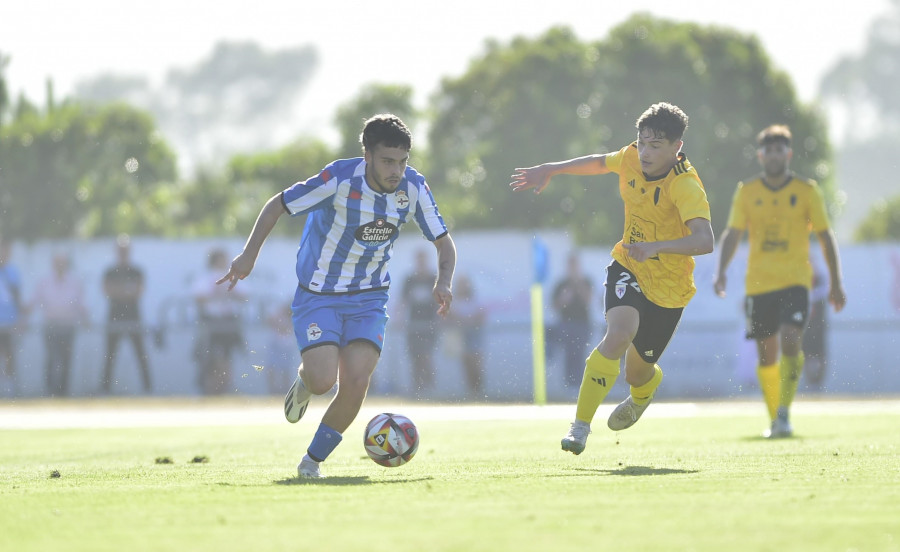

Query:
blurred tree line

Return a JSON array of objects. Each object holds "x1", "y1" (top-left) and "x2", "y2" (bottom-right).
[
  {"x1": 820, "y1": 0, "x2": 900, "y2": 241},
  {"x1": 428, "y1": 18, "x2": 831, "y2": 242},
  {"x1": 72, "y1": 41, "x2": 319, "y2": 176},
  {"x1": 2, "y1": 12, "x2": 898, "y2": 243},
  {"x1": 0, "y1": 78, "x2": 177, "y2": 239}
]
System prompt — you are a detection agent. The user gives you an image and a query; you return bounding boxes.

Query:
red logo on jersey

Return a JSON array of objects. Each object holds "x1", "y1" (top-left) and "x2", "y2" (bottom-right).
[
  {"x1": 349, "y1": 189, "x2": 362, "y2": 200},
  {"x1": 320, "y1": 169, "x2": 332, "y2": 182}
]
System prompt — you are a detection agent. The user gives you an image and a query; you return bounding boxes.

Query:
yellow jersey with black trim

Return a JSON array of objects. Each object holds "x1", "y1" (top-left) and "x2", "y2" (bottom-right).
[
  {"x1": 605, "y1": 142, "x2": 711, "y2": 308},
  {"x1": 726, "y1": 173, "x2": 830, "y2": 295}
]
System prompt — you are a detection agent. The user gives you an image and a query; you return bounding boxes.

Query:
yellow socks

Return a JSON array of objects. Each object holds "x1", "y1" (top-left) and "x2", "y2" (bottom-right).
[
  {"x1": 631, "y1": 364, "x2": 663, "y2": 406},
  {"x1": 757, "y1": 363, "x2": 780, "y2": 420},
  {"x1": 779, "y1": 352, "x2": 804, "y2": 410},
  {"x1": 575, "y1": 349, "x2": 620, "y2": 424},
  {"x1": 757, "y1": 354, "x2": 804, "y2": 420}
]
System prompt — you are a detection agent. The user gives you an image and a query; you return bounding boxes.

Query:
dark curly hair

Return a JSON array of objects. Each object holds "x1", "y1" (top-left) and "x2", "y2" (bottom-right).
[
  {"x1": 635, "y1": 102, "x2": 689, "y2": 142},
  {"x1": 359, "y1": 114, "x2": 412, "y2": 152}
]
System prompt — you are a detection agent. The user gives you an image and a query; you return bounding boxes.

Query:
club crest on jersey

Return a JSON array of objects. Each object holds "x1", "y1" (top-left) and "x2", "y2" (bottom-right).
[
  {"x1": 616, "y1": 283, "x2": 627, "y2": 299},
  {"x1": 306, "y1": 323, "x2": 322, "y2": 341},
  {"x1": 394, "y1": 190, "x2": 409, "y2": 209},
  {"x1": 355, "y1": 218, "x2": 398, "y2": 245}
]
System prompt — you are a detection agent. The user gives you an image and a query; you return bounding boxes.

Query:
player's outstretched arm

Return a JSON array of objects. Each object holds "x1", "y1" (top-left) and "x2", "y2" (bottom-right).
[
  {"x1": 681, "y1": 218, "x2": 716, "y2": 257},
  {"x1": 509, "y1": 154, "x2": 609, "y2": 194},
  {"x1": 623, "y1": 217, "x2": 715, "y2": 262},
  {"x1": 817, "y1": 229, "x2": 847, "y2": 312},
  {"x1": 217, "y1": 193, "x2": 287, "y2": 290},
  {"x1": 432, "y1": 234, "x2": 457, "y2": 317},
  {"x1": 713, "y1": 227, "x2": 743, "y2": 298}
]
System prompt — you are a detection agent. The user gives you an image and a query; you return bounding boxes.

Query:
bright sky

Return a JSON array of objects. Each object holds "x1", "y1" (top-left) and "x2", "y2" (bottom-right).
[{"x1": 1, "y1": 0, "x2": 891, "y2": 142}]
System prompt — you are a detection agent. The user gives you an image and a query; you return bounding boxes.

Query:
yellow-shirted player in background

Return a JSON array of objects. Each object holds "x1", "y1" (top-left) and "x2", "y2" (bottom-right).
[
  {"x1": 714, "y1": 124, "x2": 847, "y2": 438},
  {"x1": 510, "y1": 102, "x2": 715, "y2": 455}
]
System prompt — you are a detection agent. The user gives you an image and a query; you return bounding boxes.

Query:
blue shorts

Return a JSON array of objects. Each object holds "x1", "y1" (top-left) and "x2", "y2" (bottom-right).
[{"x1": 291, "y1": 287, "x2": 389, "y2": 354}]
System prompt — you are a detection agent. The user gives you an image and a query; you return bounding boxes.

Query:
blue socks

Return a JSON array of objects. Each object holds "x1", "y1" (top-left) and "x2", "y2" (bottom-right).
[{"x1": 306, "y1": 423, "x2": 343, "y2": 462}]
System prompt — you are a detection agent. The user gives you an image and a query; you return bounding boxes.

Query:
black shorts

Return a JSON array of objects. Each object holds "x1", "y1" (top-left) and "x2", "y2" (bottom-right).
[
  {"x1": 604, "y1": 260, "x2": 684, "y2": 363},
  {"x1": 744, "y1": 286, "x2": 809, "y2": 340}
]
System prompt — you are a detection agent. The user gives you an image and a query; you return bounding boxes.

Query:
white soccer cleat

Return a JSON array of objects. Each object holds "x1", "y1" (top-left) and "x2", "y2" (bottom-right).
[
  {"x1": 764, "y1": 408, "x2": 793, "y2": 439},
  {"x1": 607, "y1": 396, "x2": 651, "y2": 431},
  {"x1": 298, "y1": 457, "x2": 323, "y2": 479},
  {"x1": 561, "y1": 420, "x2": 591, "y2": 455},
  {"x1": 284, "y1": 374, "x2": 312, "y2": 424}
]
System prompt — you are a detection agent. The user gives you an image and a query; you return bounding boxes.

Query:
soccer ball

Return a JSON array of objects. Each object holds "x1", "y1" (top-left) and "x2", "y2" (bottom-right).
[{"x1": 363, "y1": 413, "x2": 419, "y2": 467}]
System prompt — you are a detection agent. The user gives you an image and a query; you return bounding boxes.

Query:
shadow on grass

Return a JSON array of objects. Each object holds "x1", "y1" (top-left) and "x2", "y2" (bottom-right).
[
  {"x1": 579, "y1": 465, "x2": 699, "y2": 477},
  {"x1": 739, "y1": 434, "x2": 805, "y2": 443},
  {"x1": 273, "y1": 475, "x2": 435, "y2": 486}
]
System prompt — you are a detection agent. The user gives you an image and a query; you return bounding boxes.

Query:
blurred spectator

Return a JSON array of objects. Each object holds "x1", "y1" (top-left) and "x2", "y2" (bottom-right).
[
  {"x1": 893, "y1": 251, "x2": 900, "y2": 312},
  {"x1": 193, "y1": 248, "x2": 247, "y2": 394},
  {"x1": 551, "y1": 252, "x2": 594, "y2": 390},
  {"x1": 802, "y1": 246, "x2": 829, "y2": 391},
  {"x1": 0, "y1": 236, "x2": 24, "y2": 396},
  {"x1": 29, "y1": 253, "x2": 89, "y2": 397},
  {"x1": 401, "y1": 248, "x2": 440, "y2": 394},
  {"x1": 264, "y1": 301, "x2": 299, "y2": 395},
  {"x1": 734, "y1": 300, "x2": 759, "y2": 391},
  {"x1": 101, "y1": 235, "x2": 152, "y2": 394},
  {"x1": 449, "y1": 273, "x2": 486, "y2": 398}
]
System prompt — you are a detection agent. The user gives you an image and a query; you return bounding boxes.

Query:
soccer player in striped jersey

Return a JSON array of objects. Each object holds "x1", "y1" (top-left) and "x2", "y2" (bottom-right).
[
  {"x1": 218, "y1": 114, "x2": 456, "y2": 477},
  {"x1": 510, "y1": 102, "x2": 714, "y2": 455},
  {"x1": 714, "y1": 125, "x2": 846, "y2": 438}
]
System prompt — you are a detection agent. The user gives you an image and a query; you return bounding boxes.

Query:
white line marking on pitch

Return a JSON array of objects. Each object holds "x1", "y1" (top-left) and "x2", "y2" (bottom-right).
[{"x1": 1, "y1": 398, "x2": 898, "y2": 429}]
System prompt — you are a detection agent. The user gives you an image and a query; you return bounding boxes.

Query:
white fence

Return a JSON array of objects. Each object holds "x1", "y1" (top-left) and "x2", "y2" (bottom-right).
[{"x1": 3, "y1": 233, "x2": 899, "y2": 401}]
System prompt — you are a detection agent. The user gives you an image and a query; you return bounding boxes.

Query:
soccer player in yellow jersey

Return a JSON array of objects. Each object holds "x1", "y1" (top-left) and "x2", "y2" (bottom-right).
[
  {"x1": 510, "y1": 102, "x2": 714, "y2": 455},
  {"x1": 714, "y1": 124, "x2": 847, "y2": 438}
]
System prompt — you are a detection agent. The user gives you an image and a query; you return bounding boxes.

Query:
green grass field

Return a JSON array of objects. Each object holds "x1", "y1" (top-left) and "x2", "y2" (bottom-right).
[{"x1": 1, "y1": 398, "x2": 899, "y2": 552}]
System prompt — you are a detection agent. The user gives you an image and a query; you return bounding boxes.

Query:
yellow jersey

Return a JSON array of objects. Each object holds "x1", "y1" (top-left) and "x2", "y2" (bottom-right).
[
  {"x1": 605, "y1": 143, "x2": 711, "y2": 308},
  {"x1": 726, "y1": 173, "x2": 830, "y2": 295}
]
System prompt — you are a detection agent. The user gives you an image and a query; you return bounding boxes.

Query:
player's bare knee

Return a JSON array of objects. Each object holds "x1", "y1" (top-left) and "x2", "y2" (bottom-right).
[
  {"x1": 310, "y1": 379, "x2": 337, "y2": 395},
  {"x1": 302, "y1": 368, "x2": 338, "y2": 395},
  {"x1": 781, "y1": 331, "x2": 803, "y2": 356},
  {"x1": 340, "y1": 369, "x2": 373, "y2": 394},
  {"x1": 599, "y1": 332, "x2": 632, "y2": 359}
]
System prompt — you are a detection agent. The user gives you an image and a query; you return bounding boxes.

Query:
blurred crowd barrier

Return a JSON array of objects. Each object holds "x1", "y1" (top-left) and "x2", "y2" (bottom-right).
[{"x1": 3, "y1": 234, "x2": 899, "y2": 400}]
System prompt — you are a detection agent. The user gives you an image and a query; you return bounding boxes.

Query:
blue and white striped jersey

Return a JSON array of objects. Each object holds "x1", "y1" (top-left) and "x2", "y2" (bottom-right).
[{"x1": 281, "y1": 158, "x2": 448, "y2": 294}]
